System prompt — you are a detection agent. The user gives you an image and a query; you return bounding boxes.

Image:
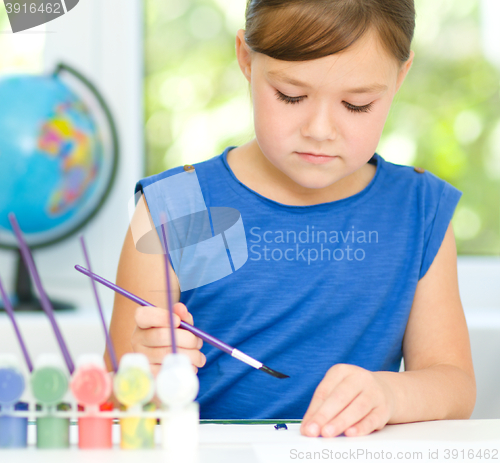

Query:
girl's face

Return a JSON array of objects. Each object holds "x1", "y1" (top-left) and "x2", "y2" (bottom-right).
[{"x1": 236, "y1": 28, "x2": 414, "y2": 190}]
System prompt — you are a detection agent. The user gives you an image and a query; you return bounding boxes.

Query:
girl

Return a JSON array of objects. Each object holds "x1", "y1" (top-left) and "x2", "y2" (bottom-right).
[{"x1": 107, "y1": 0, "x2": 476, "y2": 438}]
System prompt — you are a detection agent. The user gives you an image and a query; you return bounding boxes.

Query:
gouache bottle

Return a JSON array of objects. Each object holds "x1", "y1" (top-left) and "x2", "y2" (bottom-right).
[
  {"x1": 70, "y1": 354, "x2": 114, "y2": 449},
  {"x1": 114, "y1": 353, "x2": 156, "y2": 449},
  {"x1": 156, "y1": 353, "x2": 200, "y2": 462},
  {"x1": 0, "y1": 355, "x2": 27, "y2": 448},
  {"x1": 30, "y1": 354, "x2": 70, "y2": 449}
]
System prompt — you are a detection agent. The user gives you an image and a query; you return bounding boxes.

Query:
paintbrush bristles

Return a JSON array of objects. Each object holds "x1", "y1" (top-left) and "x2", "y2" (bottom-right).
[{"x1": 260, "y1": 365, "x2": 290, "y2": 379}]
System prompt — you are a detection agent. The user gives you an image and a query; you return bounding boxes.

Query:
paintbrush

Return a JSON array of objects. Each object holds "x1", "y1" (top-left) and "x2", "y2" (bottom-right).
[
  {"x1": 159, "y1": 214, "x2": 177, "y2": 354},
  {"x1": 0, "y1": 274, "x2": 33, "y2": 372},
  {"x1": 74, "y1": 265, "x2": 289, "y2": 379},
  {"x1": 8, "y1": 213, "x2": 74, "y2": 374},
  {"x1": 79, "y1": 236, "x2": 118, "y2": 373}
]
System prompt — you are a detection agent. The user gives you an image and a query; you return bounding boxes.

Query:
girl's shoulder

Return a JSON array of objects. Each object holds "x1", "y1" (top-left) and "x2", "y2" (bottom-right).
[
  {"x1": 380, "y1": 155, "x2": 461, "y2": 205},
  {"x1": 135, "y1": 153, "x2": 224, "y2": 195},
  {"x1": 378, "y1": 156, "x2": 462, "y2": 280}
]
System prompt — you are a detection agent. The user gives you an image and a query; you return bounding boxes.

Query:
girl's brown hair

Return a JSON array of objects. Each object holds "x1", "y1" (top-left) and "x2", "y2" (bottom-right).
[{"x1": 244, "y1": 0, "x2": 415, "y2": 64}]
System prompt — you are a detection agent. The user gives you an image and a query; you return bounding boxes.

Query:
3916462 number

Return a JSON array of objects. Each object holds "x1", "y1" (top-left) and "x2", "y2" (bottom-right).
[
  {"x1": 5, "y1": 2, "x2": 61, "y2": 14},
  {"x1": 444, "y1": 448, "x2": 499, "y2": 459}
]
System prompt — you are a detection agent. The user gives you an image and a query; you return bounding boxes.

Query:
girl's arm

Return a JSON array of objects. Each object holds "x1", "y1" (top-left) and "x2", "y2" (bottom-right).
[
  {"x1": 300, "y1": 223, "x2": 476, "y2": 437},
  {"x1": 104, "y1": 198, "x2": 205, "y2": 376},
  {"x1": 378, "y1": 222, "x2": 476, "y2": 422}
]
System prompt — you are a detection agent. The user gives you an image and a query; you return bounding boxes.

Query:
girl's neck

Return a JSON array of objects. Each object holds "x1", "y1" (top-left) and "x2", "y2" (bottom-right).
[{"x1": 226, "y1": 139, "x2": 377, "y2": 206}]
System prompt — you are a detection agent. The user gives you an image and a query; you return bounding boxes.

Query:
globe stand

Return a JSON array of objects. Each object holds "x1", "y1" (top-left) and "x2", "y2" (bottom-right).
[{"x1": 0, "y1": 249, "x2": 74, "y2": 312}]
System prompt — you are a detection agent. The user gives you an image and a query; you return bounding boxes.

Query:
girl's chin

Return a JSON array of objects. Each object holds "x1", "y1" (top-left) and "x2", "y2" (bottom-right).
[{"x1": 287, "y1": 174, "x2": 340, "y2": 191}]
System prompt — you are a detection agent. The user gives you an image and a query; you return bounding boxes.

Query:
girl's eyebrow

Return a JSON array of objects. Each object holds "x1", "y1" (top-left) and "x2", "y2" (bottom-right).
[
  {"x1": 267, "y1": 70, "x2": 388, "y2": 94},
  {"x1": 267, "y1": 70, "x2": 313, "y2": 89},
  {"x1": 345, "y1": 84, "x2": 388, "y2": 94}
]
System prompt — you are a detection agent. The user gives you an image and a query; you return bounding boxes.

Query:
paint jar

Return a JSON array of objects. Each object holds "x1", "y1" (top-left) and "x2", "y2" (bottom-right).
[
  {"x1": 0, "y1": 403, "x2": 29, "y2": 448},
  {"x1": 114, "y1": 353, "x2": 155, "y2": 449},
  {"x1": 119, "y1": 402, "x2": 156, "y2": 449},
  {"x1": 31, "y1": 354, "x2": 70, "y2": 449},
  {"x1": 71, "y1": 354, "x2": 113, "y2": 449},
  {"x1": 157, "y1": 354, "x2": 199, "y2": 461},
  {"x1": 0, "y1": 355, "x2": 28, "y2": 448},
  {"x1": 36, "y1": 413, "x2": 70, "y2": 448},
  {"x1": 161, "y1": 402, "x2": 199, "y2": 462},
  {"x1": 78, "y1": 405, "x2": 114, "y2": 449}
]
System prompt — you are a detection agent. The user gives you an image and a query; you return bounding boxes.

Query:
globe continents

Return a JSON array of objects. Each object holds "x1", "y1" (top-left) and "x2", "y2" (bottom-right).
[{"x1": 0, "y1": 72, "x2": 115, "y2": 248}]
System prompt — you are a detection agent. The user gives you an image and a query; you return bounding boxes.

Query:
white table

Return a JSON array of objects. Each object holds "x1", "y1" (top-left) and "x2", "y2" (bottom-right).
[{"x1": 0, "y1": 420, "x2": 498, "y2": 463}]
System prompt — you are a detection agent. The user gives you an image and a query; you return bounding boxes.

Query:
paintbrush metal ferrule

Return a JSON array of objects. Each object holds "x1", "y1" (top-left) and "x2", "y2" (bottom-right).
[{"x1": 231, "y1": 348, "x2": 262, "y2": 368}]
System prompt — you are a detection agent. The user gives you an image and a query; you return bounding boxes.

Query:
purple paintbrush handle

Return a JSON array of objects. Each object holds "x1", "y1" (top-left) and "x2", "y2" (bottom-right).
[
  {"x1": 0, "y1": 275, "x2": 33, "y2": 372},
  {"x1": 80, "y1": 236, "x2": 119, "y2": 373},
  {"x1": 178, "y1": 320, "x2": 233, "y2": 356},
  {"x1": 160, "y1": 219, "x2": 177, "y2": 354},
  {"x1": 9, "y1": 213, "x2": 75, "y2": 374},
  {"x1": 74, "y1": 265, "x2": 234, "y2": 356}
]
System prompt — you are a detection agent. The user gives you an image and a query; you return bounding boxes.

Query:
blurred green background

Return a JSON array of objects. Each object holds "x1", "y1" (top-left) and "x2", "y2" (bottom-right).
[{"x1": 1, "y1": 0, "x2": 499, "y2": 255}]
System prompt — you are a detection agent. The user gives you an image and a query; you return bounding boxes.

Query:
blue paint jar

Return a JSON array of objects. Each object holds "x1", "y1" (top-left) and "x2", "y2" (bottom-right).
[
  {"x1": 0, "y1": 364, "x2": 28, "y2": 448},
  {"x1": 0, "y1": 402, "x2": 28, "y2": 448}
]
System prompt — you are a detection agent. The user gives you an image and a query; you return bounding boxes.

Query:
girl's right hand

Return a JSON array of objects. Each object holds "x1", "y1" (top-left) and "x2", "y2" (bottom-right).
[{"x1": 131, "y1": 302, "x2": 206, "y2": 376}]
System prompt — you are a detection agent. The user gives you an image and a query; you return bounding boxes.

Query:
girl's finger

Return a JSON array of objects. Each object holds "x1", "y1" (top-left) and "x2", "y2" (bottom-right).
[
  {"x1": 173, "y1": 302, "x2": 194, "y2": 325},
  {"x1": 343, "y1": 406, "x2": 387, "y2": 437},
  {"x1": 134, "y1": 344, "x2": 206, "y2": 368},
  {"x1": 300, "y1": 365, "x2": 361, "y2": 437},
  {"x1": 135, "y1": 305, "x2": 181, "y2": 329},
  {"x1": 132, "y1": 345, "x2": 174, "y2": 363},
  {"x1": 320, "y1": 392, "x2": 376, "y2": 438},
  {"x1": 137, "y1": 326, "x2": 200, "y2": 349},
  {"x1": 176, "y1": 348, "x2": 205, "y2": 368},
  {"x1": 301, "y1": 373, "x2": 362, "y2": 437}
]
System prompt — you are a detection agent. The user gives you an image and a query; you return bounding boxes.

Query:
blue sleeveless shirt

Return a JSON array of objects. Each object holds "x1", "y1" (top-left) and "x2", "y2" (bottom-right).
[{"x1": 135, "y1": 146, "x2": 462, "y2": 419}]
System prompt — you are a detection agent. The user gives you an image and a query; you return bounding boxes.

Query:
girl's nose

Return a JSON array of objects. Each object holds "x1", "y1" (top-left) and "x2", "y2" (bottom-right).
[{"x1": 301, "y1": 103, "x2": 338, "y2": 142}]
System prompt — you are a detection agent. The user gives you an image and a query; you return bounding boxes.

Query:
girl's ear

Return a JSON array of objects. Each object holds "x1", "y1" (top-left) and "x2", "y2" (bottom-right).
[
  {"x1": 235, "y1": 29, "x2": 253, "y2": 83},
  {"x1": 395, "y1": 50, "x2": 415, "y2": 93}
]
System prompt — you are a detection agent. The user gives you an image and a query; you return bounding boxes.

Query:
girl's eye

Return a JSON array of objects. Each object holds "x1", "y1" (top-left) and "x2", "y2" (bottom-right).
[
  {"x1": 275, "y1": 90, "x2": 305, "y2": 105},
  {"x1": 275, "y1": 90, "x2": 374, "y2": 114},
  {"x1": 343, "y1": 101, "x2": 374, "y2": 114}
]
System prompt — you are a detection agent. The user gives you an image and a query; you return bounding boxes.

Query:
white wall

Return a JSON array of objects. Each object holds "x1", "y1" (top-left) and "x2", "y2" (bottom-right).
[
  {"x1": 458, "y1": 257, "x2": 500, "y2": 419},
  {"x1": 0, "y1": 0, "x2": 144, "y2": 310}
]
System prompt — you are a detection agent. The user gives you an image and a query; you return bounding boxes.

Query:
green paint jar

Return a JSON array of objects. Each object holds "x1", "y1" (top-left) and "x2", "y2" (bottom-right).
[
  {"x1": 36, "y1": 416, "x2": 70, "y2": 449},
  {"x1": 31, "y1": 356, "x2": 71, "y2": 449}
]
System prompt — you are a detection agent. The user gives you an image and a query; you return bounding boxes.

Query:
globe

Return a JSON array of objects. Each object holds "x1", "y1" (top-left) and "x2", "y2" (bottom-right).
[
  {"x1": 0, "y1": 63, "x2": 118, "y2": 310},
  {"x1": 0, "y1": 64, "x2": 118, "y2": 248}
]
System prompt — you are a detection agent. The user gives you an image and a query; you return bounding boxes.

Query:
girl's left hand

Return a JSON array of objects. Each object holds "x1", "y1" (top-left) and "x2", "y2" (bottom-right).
[{"x1": 300, "y1": 364, "x2": 396, "y2": 438}]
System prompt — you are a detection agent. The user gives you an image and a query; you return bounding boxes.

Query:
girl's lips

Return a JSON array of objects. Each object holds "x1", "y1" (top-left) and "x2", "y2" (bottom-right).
[{"x1": 296, "y1": 152, "x2": 337, "y2": 165}]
